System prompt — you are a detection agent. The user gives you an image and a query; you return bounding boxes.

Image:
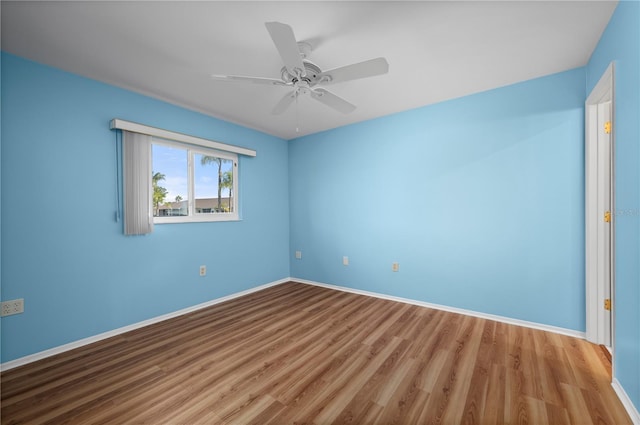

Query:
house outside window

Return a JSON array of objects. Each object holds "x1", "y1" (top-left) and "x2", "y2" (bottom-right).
[{"x1": 151, "y1": 138, "x2": 238, "y2": 223}]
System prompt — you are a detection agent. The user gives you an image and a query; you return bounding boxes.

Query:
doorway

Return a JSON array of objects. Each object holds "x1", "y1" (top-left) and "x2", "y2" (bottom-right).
[{"x1": 585, "y1": 63, "x2": 614, "y2": 351}]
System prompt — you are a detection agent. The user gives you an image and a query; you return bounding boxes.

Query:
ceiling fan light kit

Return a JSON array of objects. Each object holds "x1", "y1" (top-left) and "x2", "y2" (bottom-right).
[{"x1": 211, "y1": 21, "x2": 389, "y2": 117}]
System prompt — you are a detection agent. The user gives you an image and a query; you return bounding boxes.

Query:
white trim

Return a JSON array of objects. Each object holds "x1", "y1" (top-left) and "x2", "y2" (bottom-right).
[
  {"x1": 585, "y1": 62, "x2": 615, "y2": 348},
  {"x1": 154, "y1": 215, "x2": 241, "y2": 224},
  {"x1": 7, "y1": 275, "x2": 635, "y2": 418},
  {"x1": 612, "y1": 378, "x2": 640, "y2": 425},
  {"x1": 0, "y1": 276, "x2": 588, "y2": 368},
  {"x1": 110, "y1": 118, "x2": 257, "y2": 157},
  {"x1": 608, "y1": 64, "x2": 616, "y2": 378},
  {"x1": 0, "y1": 278, "x2": 289, "y2": 371},
  {"x1": 291, "y1": 278, "x2": 586, "y2": 339},
  {"x1": 586, "y1": 63, "x2": 614, "y2": 104}
]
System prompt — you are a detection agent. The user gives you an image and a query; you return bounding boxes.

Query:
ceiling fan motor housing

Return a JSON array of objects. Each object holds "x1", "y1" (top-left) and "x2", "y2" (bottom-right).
[{"x1": 281, "y1": 61, "x2": 324, "y2": 87}]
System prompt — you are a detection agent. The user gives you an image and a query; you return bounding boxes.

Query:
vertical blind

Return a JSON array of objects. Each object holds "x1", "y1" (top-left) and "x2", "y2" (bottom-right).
[{"x1": 122, "y1": 131, "x2": 153, "y2": 235}]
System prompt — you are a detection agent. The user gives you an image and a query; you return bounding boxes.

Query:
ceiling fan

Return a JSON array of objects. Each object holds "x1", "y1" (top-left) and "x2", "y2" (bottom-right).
[{"x1": 211, "y1": 22, "x2": 389, "y2": 115}]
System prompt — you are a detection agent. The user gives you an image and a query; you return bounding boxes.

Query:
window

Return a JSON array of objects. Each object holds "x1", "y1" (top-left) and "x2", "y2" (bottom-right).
[
  {"x1": 113, "y1": 119, "x2": 254, "y2": 234},
  {"x1": 151, "y1": 138, "x2": 238, "y2": 223}
]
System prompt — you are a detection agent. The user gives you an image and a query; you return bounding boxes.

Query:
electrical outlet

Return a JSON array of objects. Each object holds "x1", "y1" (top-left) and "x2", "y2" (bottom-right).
[
  {"x1": 392, "y1": 262, "x2": 399, "y2": 272},
  {"x1": 199, "y1": 265, "x2": 207, "y2": 277},
  {"x1": 343, "y1": 256, "x2": 349, "y2": 266},
  {"x1": 295, "y1": 251, "x2": 302, "y2": 259},
  {"x1": 1, "y1": 299, "x2": 24, "y2": 317}
]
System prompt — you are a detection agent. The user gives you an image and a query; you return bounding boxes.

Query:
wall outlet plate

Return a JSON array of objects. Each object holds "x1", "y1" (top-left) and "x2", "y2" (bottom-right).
[
  {"x1": 1, "y1": 299, "x2": 24, "y2": 317},
  {"x1": 343, "y1": 256, "x2": 349, "y2": 266},
  {"x1": 392, "y1": 262, "x2": 399, "y2": 272},
  {"x1": 199, "y1": 265, "x2": 207, "y2": 277},
  {"x1": 295, "y1": 251, "x2": 302, "y2": 259}
]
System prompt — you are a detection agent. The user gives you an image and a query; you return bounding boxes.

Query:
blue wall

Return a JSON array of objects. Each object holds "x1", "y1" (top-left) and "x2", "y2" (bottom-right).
[
  {"x1": 0, "y1": 53, "x2": 290, "y2": 362},
  {"x1": 587, "y1": 0, "x2": 640, "y2": 413},
  {"x1": 289, "y1": 68, "x2": 586, "y2": 331}
]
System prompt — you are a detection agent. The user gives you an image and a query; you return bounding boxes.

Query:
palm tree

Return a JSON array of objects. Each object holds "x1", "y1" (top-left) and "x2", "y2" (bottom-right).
[
  {"x1": 172, "y1": 195, "x2": 183, "y2": 216},
  {"x1": 200, "y1": 156, "x2": 223, "y2": 212},
  {"x1": 152, "y1": 171, "x2": 168, "y2": 216},
  {"x1": 221, "y1": 170, "x2": 233, "y2": 212}
]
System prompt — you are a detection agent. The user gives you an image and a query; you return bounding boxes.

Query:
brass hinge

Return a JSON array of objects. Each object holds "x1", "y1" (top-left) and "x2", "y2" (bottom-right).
[
  {"x1": 604, "y1": 298, "x2": 611, "y2": 311},
  {"x1": 604, "y1": 211, "x2": 611, "y2": 223},
  {"x1": 604, "y1": 121, "x2": 612, "y2": 134}
]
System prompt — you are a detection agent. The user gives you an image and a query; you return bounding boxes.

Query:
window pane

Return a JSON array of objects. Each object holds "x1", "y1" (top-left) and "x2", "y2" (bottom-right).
[
  {"x1": 194, "y1": 153, "x2": 234, "y2": 214},
  {"x1": 152, "y1": 144, "x2": 188, "y2": 217}
]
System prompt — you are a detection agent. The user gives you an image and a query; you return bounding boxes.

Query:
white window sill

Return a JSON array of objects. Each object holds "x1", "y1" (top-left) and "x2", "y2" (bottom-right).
[{"x1": 154, "y1": 214, "x2": 240, "y2": 224}]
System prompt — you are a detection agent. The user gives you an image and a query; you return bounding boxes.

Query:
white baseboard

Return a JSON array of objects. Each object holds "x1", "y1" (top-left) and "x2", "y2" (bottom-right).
[
  {"x1": 7, "y1": 276, "x2": 634, "y2": 419},
  {"x1": 292, "y1": 278, "x2": 640, "y2": 421},
  {"x1": 291, "y1": 278, "x2": 586, "y2": 340},
  {"x1": 0, "y1": 278, "x2": 290, "y2": 372},
  {"x1": 612, "y1": 378, "x2": 640, "y2": 425}
]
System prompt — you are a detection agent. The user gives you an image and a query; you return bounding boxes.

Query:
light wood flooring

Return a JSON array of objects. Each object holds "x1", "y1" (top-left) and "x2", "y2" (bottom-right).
[{"x1": 1, "y1": 282, "x2": 631, "y2": 424}]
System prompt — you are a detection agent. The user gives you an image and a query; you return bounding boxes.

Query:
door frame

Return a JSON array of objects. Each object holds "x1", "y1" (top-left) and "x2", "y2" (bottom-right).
[{"x1": 585, "y1": 62, "x2": 615, "y2": 358}]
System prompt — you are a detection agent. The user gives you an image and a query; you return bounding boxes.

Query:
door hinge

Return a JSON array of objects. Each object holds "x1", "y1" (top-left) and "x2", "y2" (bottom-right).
[
  {"x1": 604, "y1": 298, "x2": 611, "y2": 311},
  {"x1": 604, "y1": 211, "x2": 611, "y2": 223},
  {"x1": 604, "y1": 121, "x2": 612, "y2": 134}
]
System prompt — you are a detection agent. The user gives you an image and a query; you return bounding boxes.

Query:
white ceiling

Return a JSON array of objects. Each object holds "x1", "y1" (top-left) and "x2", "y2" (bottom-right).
[{"x1": 2, "y1": 1, "x2": 617, "y2": 140}]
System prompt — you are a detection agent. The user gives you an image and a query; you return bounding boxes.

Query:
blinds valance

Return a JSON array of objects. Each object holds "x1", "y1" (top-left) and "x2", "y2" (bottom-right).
[{"x1": 110, "y1": 119, "x2": 257, "y2": 157}]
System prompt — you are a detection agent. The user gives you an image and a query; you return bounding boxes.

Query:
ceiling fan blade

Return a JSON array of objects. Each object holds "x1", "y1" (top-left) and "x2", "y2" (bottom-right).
[
  {"x1": 265, "y1": 22, "x2": 306, "y2": 77},
  {"x1": 211, "y1": 74, "x2": 287, "y2": 86},
  {"x1": 318, "y1": 57, "x2": 389, "y2": 85},
  {"x1": 272, "y1": 91, "x2": 297, "y2": 115},
  {"x1": 310, "y1": 88, "x2": 356, "y2": 114}
]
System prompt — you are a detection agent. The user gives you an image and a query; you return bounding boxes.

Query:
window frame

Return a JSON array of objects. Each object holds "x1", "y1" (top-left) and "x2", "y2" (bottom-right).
[{"x1": 152, "y1": 137, "x2": 239, "y2": 224}]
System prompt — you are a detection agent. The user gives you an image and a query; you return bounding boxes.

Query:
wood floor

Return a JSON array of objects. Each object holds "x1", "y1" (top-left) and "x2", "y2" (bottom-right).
[{"x1": 1, "y1": 282, "x2": 631, "y2": 424}]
